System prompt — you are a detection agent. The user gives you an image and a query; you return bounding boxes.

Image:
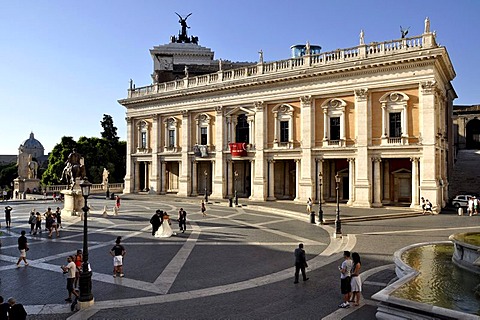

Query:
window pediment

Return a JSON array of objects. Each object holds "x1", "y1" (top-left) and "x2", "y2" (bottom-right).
[{"x1": 380, "y1": 92, "x2": 409, "y2": 104}]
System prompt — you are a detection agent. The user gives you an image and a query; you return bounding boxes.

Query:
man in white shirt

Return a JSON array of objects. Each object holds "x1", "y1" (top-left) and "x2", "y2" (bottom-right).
[
  {"x1": 338, "y1": 251, "x2": 353, "y2": 308},
  {"x1": 61, "y1": 256, "x2": 79, "y2": 302}
]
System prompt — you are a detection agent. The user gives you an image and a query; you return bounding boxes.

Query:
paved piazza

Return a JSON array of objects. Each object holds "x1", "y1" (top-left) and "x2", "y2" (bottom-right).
[{"x1": 0, "y1": 196, "x2": 478, "y2": 319}]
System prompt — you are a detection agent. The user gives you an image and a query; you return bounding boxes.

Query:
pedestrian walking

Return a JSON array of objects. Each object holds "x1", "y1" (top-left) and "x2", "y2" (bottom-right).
[
  {"x1": 55, "y1": 207, "x2": 62, "y2": 228},
  {"x1": 178, "y1": 208, "x2": 187, "y2": 233},
  {"x1": 7, "y1": 297, "x2": 27, "y2": 320},
  {"x1": 110, "y1": 236, "x2": 126, "y2": 277},
  {"x1": 16, "y1": 231, "x2": 29, "y2": 267},
  {"x1": 350, "y1": 252, "x2": 362, "y2": 306},
  {"x1": 0, "y1": 296, "x2": 9, "y2": 320},
  {"x1": 48, "y1": 213, "x2": 60, "y2": 238},
  {"x1": 293, "y1": 243, "x2": 309, "y2": 284},
  {"x1": 28, "y1": 211, "x2": 36, "y2": 234},
  {"x1": 306, "y1": 198, "x2": 312, "y2": 214},
  {"x1": 338, "y1": 251, "x2": 353, "y2": 308},
  {"x1": 4, "y1": 206, "x2": 12, "y2": 228},
  {"x1": 44, "y1": 207, "x2": 53, "y2": 231},
  {"x1": 74, "y1": 249, "x2": 82, "y2": 288},
  {"x1": 201, "y1": 200, "x2": 207, "y2": 217},
  {"x1": 34, "y1": 212, "x2": 42, "y2": 235},
  {"x1": 61, "y1": 256, "x2": 79, "y2": 302}
]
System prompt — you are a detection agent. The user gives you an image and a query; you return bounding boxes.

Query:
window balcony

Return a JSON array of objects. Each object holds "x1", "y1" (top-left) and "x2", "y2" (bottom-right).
[{"x1": 381, "y1": 136, "x2": 409, "y2": 146}]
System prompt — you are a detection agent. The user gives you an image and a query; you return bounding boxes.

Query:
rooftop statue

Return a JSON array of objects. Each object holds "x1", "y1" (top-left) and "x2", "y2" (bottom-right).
[{"x1": 175, "y1": 12, "x2": 192, "y2": 42}]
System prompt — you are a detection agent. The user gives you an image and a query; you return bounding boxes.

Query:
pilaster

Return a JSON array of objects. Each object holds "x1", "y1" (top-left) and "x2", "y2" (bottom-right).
[
  {"x1": 353, "y1": 89, "x2": 372, "y2": 207},
  {"x1": 212, "y1": 106, "x2": 225, "y2": 199},
  {"x1": 252, "y1": 101, "x2": 267, "y2": 201},
  {"x1": 299, "y1": 96, "x2": 314, "y2": 200},
  {"x1": 123, "y1": 117, "x2": 134, "y2": 193},
  {"x1": 149, "y1": 114, "x2": 160, "y2": 194},
  {"x1": 178, "y1": 110, "x2": 191, "y2": 196},
  {"x1": 372, "y1": 157, "x2": 382, "y2": 207}
]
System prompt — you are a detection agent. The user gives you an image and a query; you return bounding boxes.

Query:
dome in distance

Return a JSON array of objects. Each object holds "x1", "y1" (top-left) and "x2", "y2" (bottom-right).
[{"x1": 19, "y1": 132, "x2": 45, "y2": 157}]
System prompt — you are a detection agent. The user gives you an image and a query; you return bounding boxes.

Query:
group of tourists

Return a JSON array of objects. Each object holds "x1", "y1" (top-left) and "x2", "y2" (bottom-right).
[
  {"x1": 467, "y1": 196, "x2": 479, "y2": 216},
  {"x1": 27, "y1": 207, "x2": 62, "y2": 237}
]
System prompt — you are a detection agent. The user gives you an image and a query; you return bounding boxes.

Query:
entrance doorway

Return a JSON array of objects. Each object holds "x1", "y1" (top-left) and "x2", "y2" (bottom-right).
[
  {"x1": 274, "y1": 160, "x2": 295, "y2": 200},
  {"x1": 466, "y1": 119, "x2": 480, "y2": 149}
]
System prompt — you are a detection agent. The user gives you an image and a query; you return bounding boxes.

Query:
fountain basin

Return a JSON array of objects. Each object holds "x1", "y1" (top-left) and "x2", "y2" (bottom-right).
[
  {"x1": 372, "y1": 241, "x2": 480, "y2": 320},
  {"x1": 449, "y1": 232, "x2": 480, "y2": 274}
]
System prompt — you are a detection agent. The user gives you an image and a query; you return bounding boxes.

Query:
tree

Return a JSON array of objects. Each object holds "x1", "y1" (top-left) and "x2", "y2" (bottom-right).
[
  {"x1": 100, "y1": 114, "x2": 119, "y2": 143},
  {"x1": 0, "y1": 162, "x2": 17, "y2": 190},
  {"x1": 42, "y1": 115, "x2": 126, "y2": 185}
]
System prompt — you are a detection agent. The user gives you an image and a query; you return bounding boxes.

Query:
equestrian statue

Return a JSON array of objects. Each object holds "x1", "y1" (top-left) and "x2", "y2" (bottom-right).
[{"x1": 61, "y1": 148, "x2": 87, "y2": 190}]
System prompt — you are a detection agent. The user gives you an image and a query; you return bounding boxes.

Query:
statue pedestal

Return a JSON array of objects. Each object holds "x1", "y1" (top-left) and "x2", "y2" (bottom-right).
[
  {"x1": 14, "y1": 178, "x2": 40, "y2": 198},
  {"x1": 61, "y1": 190, "x2": 84, "y2": 216}
]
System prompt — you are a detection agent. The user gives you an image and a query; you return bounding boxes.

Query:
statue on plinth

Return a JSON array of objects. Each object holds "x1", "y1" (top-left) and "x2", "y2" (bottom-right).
[
  {"x1": 27, "y1": 154, "x2": 39, "y2": 179},
  {"x1": 102, "y1": 168, "x2": 109, "y2": 190},
  {"x1": 61, "y1": 148, "x2": 87, "y2": 190}
]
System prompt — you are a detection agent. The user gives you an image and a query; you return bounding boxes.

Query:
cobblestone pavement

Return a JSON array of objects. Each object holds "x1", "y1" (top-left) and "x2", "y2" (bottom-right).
[{"x1": 0, "y1": 195, "x2": 477, "y2": 319}]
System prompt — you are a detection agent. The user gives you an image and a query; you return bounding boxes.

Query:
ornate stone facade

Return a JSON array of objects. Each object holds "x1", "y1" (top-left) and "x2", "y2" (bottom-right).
[{"x1": 119, "y1": 20, "x2": 456, "y2": 212}]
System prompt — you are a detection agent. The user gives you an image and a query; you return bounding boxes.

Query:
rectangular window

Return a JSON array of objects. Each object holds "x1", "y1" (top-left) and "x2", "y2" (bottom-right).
[
  {"x1": 168, "y1": 129, "x2": 175, "y2": 148},
  {"x1": 141, "y1": 132, "x2": 147, "y2": 148},
  {"x1": 200, "y1": 127, "x2": 208, "y2": 145},
  {"x1": 330, "y1": 117, "x2": 340, "y2": 140},
  {"x1": 280, "y1": 121, "x2": 289, "y2": 143},
  {"x1": 389, "y1": 112, "x2": 402, "y2": 137}
]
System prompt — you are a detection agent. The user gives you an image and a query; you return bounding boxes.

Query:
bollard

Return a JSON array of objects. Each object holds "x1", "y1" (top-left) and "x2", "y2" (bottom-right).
[
  {"x1": 310, "y1": 211, "x2": 316, "y2": 224},
  {"x1": 228, "y1": 198, "x2": 233, "y2": 207},
  {"x1": 458, "y1": 207, "x2": 463, "y2": 216}
]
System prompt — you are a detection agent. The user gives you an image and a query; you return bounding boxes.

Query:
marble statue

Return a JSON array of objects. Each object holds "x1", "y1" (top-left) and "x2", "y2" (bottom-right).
[
  {"x1": 102, "y1": 168, "x2": 109, "y2": 187},
  {"x1": 27, "y1": 154, "x2": 38, "y2": 179},
  {"x1": 424, "y1": 17, "x2": 430, "y2": 33},
  {"x1": 360, "y1": 29, "x2": 365, "y2": 45}
]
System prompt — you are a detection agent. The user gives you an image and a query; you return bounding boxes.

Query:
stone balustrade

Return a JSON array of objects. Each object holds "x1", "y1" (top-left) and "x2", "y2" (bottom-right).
[
  {"x1": 128, "y1": 35, "x2": 427, "y2": 99},
  {"x1": 45, "y1": 183, "x2": 124, "y2": 194}
]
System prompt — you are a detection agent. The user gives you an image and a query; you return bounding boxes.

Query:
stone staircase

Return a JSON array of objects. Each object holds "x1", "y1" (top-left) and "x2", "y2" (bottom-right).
[{"x1": 449, "y1": 149, "x2": 480, "y2": 199}]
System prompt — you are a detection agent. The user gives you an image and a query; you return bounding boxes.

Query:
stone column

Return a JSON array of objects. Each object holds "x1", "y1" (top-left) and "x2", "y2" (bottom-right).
[
  {"x1": 294, "y1": 159, "x2": 300, "y2": 202},
  {"x1": 299, "y1": 95, "x2": 314, "y2": 201},
  {"x1": 354, "y1": 89, "x2": 372, "y2": 207},
  {"x1": 159, "y1": 160, "x2": 166, "y2": 194},
  {"x1": 252, "y1": 101, "x2": 267, "y2": 200},
  {"x1": 178, "y1": 110, "x2": 191, "y2": 196},
  {"x1": 372, "y1": 157, "x2": 382, "y2": 207},
  {"x1": 383, "y1": 160, "x2": 390, "y2": 203},
  {"x1": 123, "y1": 117, "x2": 134, "y2": 193},
  {"x1": 267, "y1": 160, "x2": 276, "y2": 200},
  {"x1": 144, "y1": 162, "x2": 149, "y2": 191},
  {"x1": 410, "y1": 157, "x2": 419, "y2": 208},
  {"x1": 212, "y1": 106, "x2": 225, "y2": 199},
  {"x1": 134, "y1": 160, "x2": 140, "y2": 192},
  {"x1": 191, "y1": 161, "x2": 198, "y2": 196},
  {"x1": 419, "y1": 81, "x2": 439, "y2": 211},
  {"x1": 150, "y1": 115, "x2": 159, "y2": 194},
  {"x1": 249, "y1": 160, "x2": 255, "y2": 199},
  {"x1": 347, "y1": 158, "x2": 355, "y2": 205},
  {"x1": 227, "y1": 160, "x2": 233, "y2": 197}
]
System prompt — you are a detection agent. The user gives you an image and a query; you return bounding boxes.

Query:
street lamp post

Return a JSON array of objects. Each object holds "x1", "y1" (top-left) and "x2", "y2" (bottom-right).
[
  {"x1": 318, "y1": 172, "x2": 323, "y2": 224},
  {"x1": 204, "y1": 170, "x2": 208, "y2": 203},
  {"x1": 334, "y1": 174, "x2": 342, "y2": 238},
  {"x1": 79, "y1": 179, "x2": 93, "y2": 304},
  {"x1": 234, "y1": 170, "x2": 239, "y2": 206}
]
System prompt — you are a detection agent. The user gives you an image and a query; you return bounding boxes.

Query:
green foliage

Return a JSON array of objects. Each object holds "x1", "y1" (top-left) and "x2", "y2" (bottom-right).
[
  {"x1": 100, "y1": 114, "x2": 119, "y2": 143},
  {"x1": 0, "y1": 162, "x2": 18, "y2": 189},
  {"x1": 41, "y1": 116, "x2": 126, "y2": 185}
]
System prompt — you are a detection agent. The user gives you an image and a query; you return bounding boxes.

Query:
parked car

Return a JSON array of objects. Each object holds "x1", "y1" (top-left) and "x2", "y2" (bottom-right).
[{"x1": 451, "y1": 195, "x2": 474, "y2": 208}]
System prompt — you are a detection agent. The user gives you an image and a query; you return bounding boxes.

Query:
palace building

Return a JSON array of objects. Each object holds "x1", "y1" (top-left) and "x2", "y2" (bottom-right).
[{"x1": 119, "y1": 18, "x2": 456, "y2": 212}]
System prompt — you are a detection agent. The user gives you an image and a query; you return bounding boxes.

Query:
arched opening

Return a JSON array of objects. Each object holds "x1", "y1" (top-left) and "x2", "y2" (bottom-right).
[{"x1": 466, "y1": 119, "x2": 480, "y2": 149}]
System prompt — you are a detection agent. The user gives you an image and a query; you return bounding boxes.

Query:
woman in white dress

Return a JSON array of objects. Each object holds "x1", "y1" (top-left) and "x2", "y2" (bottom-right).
[
  {"x1": 350, "y1": 252, "x2": 362, "y2": 306},
  {"x1": 155, "y1": 213, "x2": 174, "y2": 238}
]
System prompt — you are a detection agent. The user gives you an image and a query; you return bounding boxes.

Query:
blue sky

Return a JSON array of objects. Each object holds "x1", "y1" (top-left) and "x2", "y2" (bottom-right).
[{"x1": 1, "y1": 0, "x2": 479, "y2": 154}]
